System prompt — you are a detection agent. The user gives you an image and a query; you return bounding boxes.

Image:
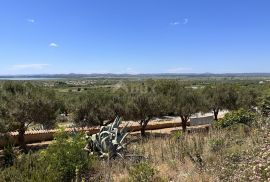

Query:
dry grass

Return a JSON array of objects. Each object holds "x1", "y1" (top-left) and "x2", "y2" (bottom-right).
[{"x1": 93, "y1": 121, "x2": 269, "y2": 182}]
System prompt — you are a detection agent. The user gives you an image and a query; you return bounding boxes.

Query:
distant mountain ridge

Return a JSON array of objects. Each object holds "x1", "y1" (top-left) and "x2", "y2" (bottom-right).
[{"x1": 1, "y1": 73, "x2": 270, "y2": 78}]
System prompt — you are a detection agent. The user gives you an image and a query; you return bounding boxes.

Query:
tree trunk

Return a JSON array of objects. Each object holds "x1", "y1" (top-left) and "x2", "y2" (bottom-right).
[
  {"x1": 141, "y1": 126, "x2": 146, "y2": 137},
  {"x1": 213, "y1": 109, "x2": 219, "y2": 120},
  {"x1": 18, "y1": 123, "x2": 27, "y2": 153},
  {"x1": 140, "y1": 119, "x2": 150, "y2": 137},
  {"x1": 180, "y1": 116, "x2": 188, "y2": 133}
]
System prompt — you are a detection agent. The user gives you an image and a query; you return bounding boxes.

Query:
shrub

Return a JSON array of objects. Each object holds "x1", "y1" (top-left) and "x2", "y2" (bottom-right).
[
  {"x1": 209, "y1": 138, "x2": 225, "y2": 152},
  {"x1": 3, "y1": 144, "x2": 15, "y2": 167},
  {"x1": 38, "y1": 129, "x2": 93, "y2": 181},
  {"x1": 0, "y1": 130, "x2": 95, "y2": 182},
  {"x1": 172, "y1": 130, "x2": 183, "y2": 140},
  {"x1": 213, "y1": 109, "x2": 256, "y2": 129},
  {"x1": 0, "y1": 152, "x2": 58, "y2": 182},
  {"x1": 128, "y1": 162, "x2": 156, "y2": 182},
  {"x1": 259, "y1": 95, "x2": 270, "y2": 117}
]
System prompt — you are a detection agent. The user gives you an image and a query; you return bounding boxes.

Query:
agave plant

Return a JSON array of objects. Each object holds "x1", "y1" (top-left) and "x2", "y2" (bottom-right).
[{"x1": 84, "y1": 117, "x2": 130, "y2": 159}]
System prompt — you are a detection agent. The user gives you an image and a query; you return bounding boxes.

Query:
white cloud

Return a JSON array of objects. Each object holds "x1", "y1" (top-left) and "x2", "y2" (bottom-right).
[
  {"x1": 10, "y1": 64, "x2": 50, "y2": 70},
  {"x1": 27, "y1": 19, "x2": 35, "y2": 23},
  {"x1": 183, "y1": 18, "x2": 189, "y2": 25},
  {"x1": 170, "y1": 18, "x2": 189, "y2": 26},
  {"x1": 49, "y1": 43, "x2": 59, "y2": 47},
  {"x1": 170, "y1": 21, "x2": 180, "y2": 26},
  {"x1": 167, "y1": 67, "x2": 192, "y2": 73}
]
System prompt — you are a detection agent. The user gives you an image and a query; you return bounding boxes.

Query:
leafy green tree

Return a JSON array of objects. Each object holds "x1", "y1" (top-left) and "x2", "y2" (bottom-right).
[
  {"x1": 56, "y1": 91, "x2": 82, "y2": 115},
  {"x1": 0, "y1": 81, "x2": 60, "y2": 152},
  {"x1": 172, "y1": 87, "x2": 203, "y2": 132},
  {"x1": 237, "y1": 86, "x2": 260, "y2": 110},
  {"x1": 155, "y1": 80, "x2": 204, "y2": 132},
  {"x1": 155, "y1": 79, "x2": 179, "y2": 96},
  {"x1": 127, "y1": 92, "x2": 166, "y2": 137},
  {"x1": 203, "y1": 84, "x2": 238, "y2": 120},
  {"x1": 74, "y1": 90, "x2": 126, "y2": 127}
]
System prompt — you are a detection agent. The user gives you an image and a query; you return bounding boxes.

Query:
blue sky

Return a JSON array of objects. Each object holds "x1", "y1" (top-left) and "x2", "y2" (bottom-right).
[{"x1": 0, "y1": 0, "x2": 270, "y2": 74}]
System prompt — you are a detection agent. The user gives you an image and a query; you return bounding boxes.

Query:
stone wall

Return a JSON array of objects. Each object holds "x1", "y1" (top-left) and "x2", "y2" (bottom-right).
[
  {"x1": 0, "y1": 121, "x2": 188, "y2": 148},
  {"x1": 190, "y1": 116, "x2": 214, "y2": 126}
]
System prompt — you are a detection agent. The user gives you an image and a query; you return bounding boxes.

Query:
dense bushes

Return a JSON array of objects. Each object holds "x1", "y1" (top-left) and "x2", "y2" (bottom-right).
[
  {"x1": 0, "y1": 130, "x2": 95, "y2": 182},
  {"x1": 0, "y1": 153, "x2": 57, "y2": 182},
  {"x1": 213, "y1": 109, "x2": 257, "y2": 128},
  {"x1": 38, "y1": 129, "x2": 93, "y2": 181},
  {"x1": 260, "y1": 95, "x2": 270, "y2": 117},
  {"x1": 2, "y1": 144, "x2": 15, "y2": 167}
]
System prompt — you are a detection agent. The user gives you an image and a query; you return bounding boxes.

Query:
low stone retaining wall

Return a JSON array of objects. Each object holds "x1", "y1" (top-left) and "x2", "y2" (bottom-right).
[
  {"x1": 190, "y1": 116, "x2": 214, "y2": 126},
  {"x1": 0, "y1": 121, "x2": 189, "y2": 148}
]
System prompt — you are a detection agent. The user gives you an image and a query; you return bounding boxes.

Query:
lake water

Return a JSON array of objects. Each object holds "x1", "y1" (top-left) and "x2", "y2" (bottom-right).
[{"x1": 0, "y1": 77, "x2": 62, "y2": 80}]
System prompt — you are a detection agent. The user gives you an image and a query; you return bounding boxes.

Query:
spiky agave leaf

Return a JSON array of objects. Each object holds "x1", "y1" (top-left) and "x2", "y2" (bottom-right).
[{"x1": 85, "y1": 117, "x2": 130, "y2": 159}]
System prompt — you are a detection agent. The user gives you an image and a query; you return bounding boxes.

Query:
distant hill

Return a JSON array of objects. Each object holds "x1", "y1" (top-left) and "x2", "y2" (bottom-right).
[{"x1": 1, "y1": 73, "x2": 270, "y2": 79}]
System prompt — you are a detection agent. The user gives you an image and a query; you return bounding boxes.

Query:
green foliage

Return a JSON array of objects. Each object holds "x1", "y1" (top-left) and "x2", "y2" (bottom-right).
[
  {"x1": 39, "y1": 129, "x2": 93, "y2": 181},
  {"x1": 74, "y1": 90, "x2": 126, "y2": 126},
  {"x1": 237, "y1": 86, "x2": 259, "y2": 110},
  {"x1": 172, "y1": 130, "x2": 183, "y2": 140},
  {"x1": 0, "y1": 130, "x2": 95, "y2": 182},
  {"x1": 0, "y1": 153, "x2": 58, "y2": 182},
  {"x1": 0, "y1": 119, "x2": 8, "y2": 133},
  {"x1": 259, "y1": 95, "x2": 270, "y2": 117},
  {"x1": 203, "y1": 84, "x2": 238, "y2": 120},
  {"x1": 0, "y1": 81, "x2": 61, "y2": 150},
  {"x1": 128, "y1": 162, "x2": 156, "y2": 182},
  {"x1": 171, "y1": 86, "x2": 203, "y2": 132},
  {"x1": 3, "y1": 143, "x2": 15, "y2": 167},
  {"x1": 213, "y1": 109, "x2": 257, "y2": 128},
  {"x1": 127, "y1": 91, "x2": 168, "y2": 136},
  {"x1": 128, "y1": 92, "x2": 163, "y2": 120},
  {"x1": 209, "y1": 138, "x2": 225, "y2": 152},
  {"x1": 173, "y1": 87, "x2": 202, "y2": 116}
]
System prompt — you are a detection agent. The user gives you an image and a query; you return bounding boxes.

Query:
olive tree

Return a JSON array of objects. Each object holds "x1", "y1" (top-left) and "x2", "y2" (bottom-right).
[
  {"x1": 237, "y1": 86, "x2": 260, "y2": 110},
  {"x1": 203, "y1": 84, "x2": 238, "y2": 120},
  {"x1": 126, "y1": 92, "x2": 167, "y2": 137},
  {"x1": 74, "y1": 90, "x2": 126, "y2": 127},
  {"x1": 171, "y1": 87, "x2": 203, "y2": 132},
  {"x1": 0, "y1": 81, "x2": 60, "y2": 152}
]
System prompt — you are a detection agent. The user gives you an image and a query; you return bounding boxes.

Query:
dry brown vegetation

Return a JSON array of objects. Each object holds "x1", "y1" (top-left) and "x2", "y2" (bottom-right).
[{"x1": 95, "y1": 119, "x2": 269, "y2": 182}]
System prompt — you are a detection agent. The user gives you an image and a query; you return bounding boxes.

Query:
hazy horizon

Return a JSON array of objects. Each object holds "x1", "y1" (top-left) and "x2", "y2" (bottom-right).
[{"x1": 0, "y1": 72, "x2": 270, "y2": 77}]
